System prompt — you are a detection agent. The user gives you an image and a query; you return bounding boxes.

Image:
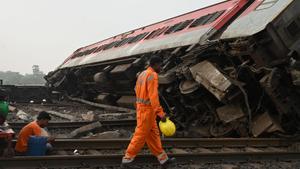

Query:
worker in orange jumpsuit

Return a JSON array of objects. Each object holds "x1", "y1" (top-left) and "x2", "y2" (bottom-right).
[{"x1": 121, "y1": 55, "x2": 175, "y2": 168}]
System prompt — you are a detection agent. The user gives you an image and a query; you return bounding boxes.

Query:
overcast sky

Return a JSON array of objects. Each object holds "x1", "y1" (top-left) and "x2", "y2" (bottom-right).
[{"x1": 0, "y1": 0, "x2": 223, "y2": 74}]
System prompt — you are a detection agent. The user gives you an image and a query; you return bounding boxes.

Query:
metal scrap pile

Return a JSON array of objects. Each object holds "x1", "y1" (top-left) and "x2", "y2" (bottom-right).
[{"x1": 44, "y1": 38, "x2": 300, "y2": 138}]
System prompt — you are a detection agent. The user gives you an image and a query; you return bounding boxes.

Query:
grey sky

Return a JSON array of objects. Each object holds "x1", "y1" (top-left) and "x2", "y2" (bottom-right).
[{"x1": 0, "y1": 0, "x2": 223, "y2": 74}]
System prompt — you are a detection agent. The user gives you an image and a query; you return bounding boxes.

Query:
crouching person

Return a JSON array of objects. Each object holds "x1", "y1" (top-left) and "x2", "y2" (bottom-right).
[{"x1": 15, "y1": 111, "x2": 55, "y2": 156}]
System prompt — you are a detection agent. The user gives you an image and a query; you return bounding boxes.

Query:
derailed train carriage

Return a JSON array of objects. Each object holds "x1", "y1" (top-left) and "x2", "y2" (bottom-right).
[{"x1": 45, "y1": 0, "x2": 300, "y2": 137}]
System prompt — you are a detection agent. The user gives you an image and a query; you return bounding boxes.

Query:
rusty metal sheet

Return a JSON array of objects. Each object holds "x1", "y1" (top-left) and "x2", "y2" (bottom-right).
[
  {"x1": 158, "y1": 70, "x2": 177, "y2": 85},
  {"x1": 94, "y1": 93, "x2": 117, "y2": 105},
  {"x1": 189, "y1": 60, "x2": 232, "y2": 101},
  {"x1": 221, "y1": 0, "x2": 294, "y2": 39},
  {"x1": 291, "y1": 69, "x2": 300, "y2": 86},
  {"x1": 267, "y1": 118, "x2": 284, "y2": 133},
  {"x1": 110, "y1": 64, "x2": 132, "y2": 74},
  {"x1": 117, "y1": 96, "x2": 136, "y2": 109},
  {"x1": 251, "y1": 112, "x2": 274, "y2": 137},
  {"x1": 267, "y1": 124, "x2": 283, "y2": 133},
  {"x1": 216, "y1": 104, "x2": 245, "y2": 123},
  {"x1": 179, "y1": 80, "x2": 199, "y2": 94}
]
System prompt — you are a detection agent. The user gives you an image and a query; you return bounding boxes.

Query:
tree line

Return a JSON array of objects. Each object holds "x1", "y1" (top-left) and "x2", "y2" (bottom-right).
[{"x1": 0, "y1": 65, "x2": 46, "y2": 86}]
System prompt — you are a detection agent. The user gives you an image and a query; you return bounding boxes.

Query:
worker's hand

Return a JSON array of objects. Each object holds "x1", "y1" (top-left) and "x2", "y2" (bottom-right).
[
  {"x1": 161, "y1": 116, "x2": 167, "y2": 122},
  {"x1": 47, "y1": 136, "x2": 55, "y2": 143},
  {"x1": 3, "y1": 147, "x2": 15, "y2": 158}
]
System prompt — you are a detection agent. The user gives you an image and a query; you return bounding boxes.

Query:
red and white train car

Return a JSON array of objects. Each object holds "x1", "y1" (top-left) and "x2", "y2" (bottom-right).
[{"x1": 47, "y1": 0, "x2": 300, "y2": 137}]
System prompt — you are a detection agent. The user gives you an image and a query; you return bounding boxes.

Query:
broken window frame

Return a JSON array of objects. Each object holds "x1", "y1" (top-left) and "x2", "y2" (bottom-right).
[
  {"x1": 189, "y1": 10, "x2": 225, "y2": 28},
  {"x1": 128, "y1": 32, "x2": 149, "y2": 44},
  {"x1": 145, "y1": 26, "x2": 169, "y2": 40}
]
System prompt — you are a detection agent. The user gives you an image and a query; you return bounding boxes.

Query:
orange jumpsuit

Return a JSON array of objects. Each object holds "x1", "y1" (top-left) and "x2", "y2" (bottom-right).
[
  {"x1": 15, "y1": 121, "x2": 42, "y2": 153},
  {"x1": 124, "y1": 67, "x2": 168, "y2": 164}
]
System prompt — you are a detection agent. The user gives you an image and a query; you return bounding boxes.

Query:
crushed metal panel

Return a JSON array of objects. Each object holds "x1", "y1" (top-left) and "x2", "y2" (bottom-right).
[
  {"x1": 110, "y1": 64, "x2": 132, "y2": 74},
  {"x1": 159, "y1": 71, "x2": 176, "y2": 85},
  {"x1": 291, "y1": 69, "x2": 300, "y2": 86},
  {"x1": 251, "y1": 112, "x2": 274, "y2": 137},
  {"x1": 93, "y1": 72, "x2": 107, "y2": 83},
  {"x1": 190, "y1": 60, "x2": 232, "y2": 101},
  {"x1": 94, "y1": 93, "x2": 117, "y2": 105},
  {"x1": 179, "y1": 80, "x2": 199, "y2": 94},
  {"x1": 267, "y1": 123, "x2": 284, "y2": 133},
  {"x1": 117, "y1": 96, "x2": 136, "y2": 108},
  {"x1": 216, "y1": 104, "x2": 245, "y2": 123},
  {"x1": 221, "y1": 0, "x2": 293, "y2": 39},
  {"x1": 266, "y1": 117, "x2": 284, "y2": 133}
]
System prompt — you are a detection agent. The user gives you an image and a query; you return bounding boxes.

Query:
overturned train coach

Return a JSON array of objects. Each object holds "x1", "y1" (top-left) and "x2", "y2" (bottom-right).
[{"x1": 46, "y1": 0, "x2": 300, "y2": 137}]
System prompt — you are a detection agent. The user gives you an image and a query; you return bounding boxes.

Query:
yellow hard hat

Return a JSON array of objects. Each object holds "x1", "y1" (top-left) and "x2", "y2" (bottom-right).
[{"x1": 159, "y1": 118, "x2": 176, "y2": 137}]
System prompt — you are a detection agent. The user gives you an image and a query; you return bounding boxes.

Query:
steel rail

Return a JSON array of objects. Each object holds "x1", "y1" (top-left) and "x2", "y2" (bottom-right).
[
  {"x1": 9, "y1": 119, "x2": 136, "y2": 129},
  {"x1": 1, "y1": 152, "x2": 300, "y2": 169},
  {"x1": 47, "y1": 138, "x2": 299, "y2": 150},
  {"x1": 15, "y1": 103, "x2": 83, "y2": 107}
]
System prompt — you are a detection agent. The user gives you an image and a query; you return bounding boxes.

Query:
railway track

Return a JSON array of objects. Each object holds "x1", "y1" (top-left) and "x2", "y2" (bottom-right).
[
  {"x1": 2, "y1": 152, "x2": 300, "y2": 169},
  {"x1": 3, "y1": 138, "x2": 300, "y2": 168},
  {"x1": 9, "y1": 119, "x2": 136, "y2": 130},
  {"x1": 50, "y1": 138, "x2": 298, "y2": 150}
]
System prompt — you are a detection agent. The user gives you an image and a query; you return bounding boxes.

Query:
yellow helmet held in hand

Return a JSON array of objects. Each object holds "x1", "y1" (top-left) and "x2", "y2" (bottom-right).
[{"x1": 159, "y1": 118, "x2": 176, "y2": 137}]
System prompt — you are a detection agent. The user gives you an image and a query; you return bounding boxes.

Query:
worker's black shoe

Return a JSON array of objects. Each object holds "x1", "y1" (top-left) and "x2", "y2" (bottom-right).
[{"x1": 161, "y1": 157, "x2": 176, "y2": 169}]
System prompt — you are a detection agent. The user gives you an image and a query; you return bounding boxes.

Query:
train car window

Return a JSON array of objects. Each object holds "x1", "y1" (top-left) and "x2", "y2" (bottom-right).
[
  {"x1": 84, "y1": 50, "x2": 90, "y2": 55},
  {"x1": 145, "y1": 28, "x2": 162, "y2": 39},
  {"x1": 110, "y1": 41, "x2": 121, "y2": 48},
  {"x1": 103, "y1": 41, "x2": 119, "y2": 50},
  {"x1": 115, "y1": 39, "x2": 126, "y2": 47},
  {"x1": 82, "y1": 50, "x2": 89, "y2": 55},
  {"x1": 102, "y1": 43, "x2": 113, "y2": 50},
  {"x1": 137, "y1": 32, "x2": 149, "y2": 42},
  {"x1": 145, "y1": 27, "x2": 169, "y2": 40},
  {"x1": 164, "y1": 22, "x2": 183, "y2": 34},
  {"x1": 89, "y1": 47, "x2": 97, "y2": 54},
  {"x1": 189, "y1": 14, "x2": 211, "y2": 27},
  {"x1": 94, "y1": 46, "x2": 103, "y2": 53},
  {"x1": 86, "y1": 49, "x2": 91, "y2": 55},
  {"x1": 156, "y1": 27, "x2": 169, "y2": 36},
  {"x1": 89, "y1": 47, "x2": 98, "y2": 54},
  {"x1": 115, "y1": 37, "x2": 134, "y2": 47},
  {"x1": 128, "y1": 32, "x2": 149, "y2": 44},
  {"x1": 205, "y1": 10, "x2": 225, "y2": 24},
  {"x1": 112, "y1": 40, "x2": 123, "y2": 48},
  {"x1": 71, "y1": 53, "x2": 78, "y2": 59},
  {"x1": 100, "y1": 44, "x2": 109, "y2": 51},
  {"x1": 94, "y1": 45, "x2": 105, "y2": 53},
  {"x1": 77, "y1": 52, "x2": 84, "y2": 57},
  {"x1": 189, "y1": 10, "x2": 225, "y2": 28},
  {"x1": 174, "y1": 19, "x2": 194, "y2": 32},
  {"x1": 116, "y1": 38, "x2": 131, "y2": 47},
  {"x1": 144, "y1": 30, "x2": 157, "y2": 39},
  {"x1": 128, "y1": 33, "x2": 140, "y2": 44}
]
